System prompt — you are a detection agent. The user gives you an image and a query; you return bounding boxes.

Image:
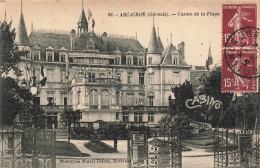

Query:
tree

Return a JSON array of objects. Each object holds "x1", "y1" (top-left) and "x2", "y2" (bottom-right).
[
  {"x1": 0, "y1": 21, "x2": 45, "y2": 127},
  {"x1": 171, "y1": 80, "x2": 194, "y2": 118},
  {"x1": 158, "y1": 81, "x2": 194, "y2": 139},
  {"x1": 199, "y1": 67, "x2": 233, "y2": 127},
  {"x1": 0, "y1": 21, "x2": 26, "y2": 76},
  {"x1": 0, "y1": 77, "x2": 45, "y2": 128}
]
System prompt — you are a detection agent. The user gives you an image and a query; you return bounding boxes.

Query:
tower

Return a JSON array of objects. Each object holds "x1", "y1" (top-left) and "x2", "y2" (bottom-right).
[
  {"x1": 147, "y1": 19, "x2": 161, "y2": 65},
  {"x1": 157, "y1": 28, "x2": 164, "y2": 53},
  {"x1": 15, "y1": 0, "x2": 30, "y2": 48},
  {"x1": 206, "y1": 43, "x2": 213, "y2": 70},
  {"x1": 77, "y1": 0, "x2": 88, "y2": 34}
]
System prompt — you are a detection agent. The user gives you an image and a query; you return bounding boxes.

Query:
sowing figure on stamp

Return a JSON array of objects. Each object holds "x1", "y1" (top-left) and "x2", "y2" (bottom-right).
[
  {"x1": 229, "y1": 56, "x2": 251, "y2": 89},
  {"x1": 228, "y1": 7, "x2": 252, "y2": 44}
]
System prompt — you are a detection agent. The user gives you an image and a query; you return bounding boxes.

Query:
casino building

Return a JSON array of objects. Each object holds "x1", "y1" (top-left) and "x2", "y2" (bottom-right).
[{"x1": 14, "y1": 2, "x2": 209, "y2": 129}]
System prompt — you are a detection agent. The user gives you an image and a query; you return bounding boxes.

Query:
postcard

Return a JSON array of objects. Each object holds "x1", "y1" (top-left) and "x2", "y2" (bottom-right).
[{"x1": 0, "y1": 0, "x2": 259, "y2": 168}]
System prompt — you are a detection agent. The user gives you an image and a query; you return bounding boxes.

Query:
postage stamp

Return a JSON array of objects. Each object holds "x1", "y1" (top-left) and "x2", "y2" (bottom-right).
[{"x1": 222, "y1": 4, "x2": 258, "y2": 92}]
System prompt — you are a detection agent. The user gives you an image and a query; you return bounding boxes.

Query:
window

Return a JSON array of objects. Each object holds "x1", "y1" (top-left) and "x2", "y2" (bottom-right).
[
  {"x1": 88, "y1": 73, "x2": 96, "y2": 82},
  {"x1": 60, "y1": 54, "x2": 66, "y2": 62},
  {"x1": 134, "y1": 113, "x2": 143, "y2": 122},
  {"x1": 47, "y1": 53, "x2": 53, "y2": 62},
  {"x1": 101, "y1": 90, "x2": 110, "y2": 108},
  {"x1": 115, "y1": 57, "x2": 120, "y2": 64},
  {"x1": 139, "y1": 73, "x2": 144, "y2": 85},
  {"x1": 127, "y1": 94, "x2": 134, "y2": 106},
  {"x1": 127, "y1": 57, "x2": 132, "y2": 65},
  {"x1": 60, "y1": 70, "x2": 66, "y2": 82},
  {"x1": 173, "y1": 57, "x2": 178, "y2": 65},
  {"x1": 116, "y1": 90, "x2": 120, "y2": 105},
  {"x1": 122, "y1": 113, "x2": 129, "y2": 122},
  {"x1": 77, "y1": 91, "x2": 80, "y2": 105},
  {"x1": 47, "y1": 92, "x2": 54, "y2": 105},
  {"x1": 127, "y1": 72, "x2": 133, "y2": 84},
  {"x1": 138, "y1": 58, "x2": 144, "y2": 66},
  {"x1": 33, "y1": 54, "x2": 39, "y2": 61},
  {"x1": 148, "y1": 57, "x2": 152, "y2": 64},
  {"x1": 61, "y1": 93, "x2": 67, "y2": 105},
  {"x1": 149, "y1": 74, "x2": 154, "y2": 84},
  {"x1": 173, "y1": 72, "x2": 179, "y2": 84},
  {"x1": 47, "y1": 69, "x2": 54, "y2": 82},
  {"x1": 149, "y1": 97, "x2": 153, "y2": 106},
  {"x1": 89, "y1": 89, "x2": 98, "y2": 106},
  {"x1": 116, "y1": 113, "x2": 119, "y2": 120},
  {"x1": 90, "y1": 58, "x2": 94, "y2": 64},
  {"x1": 148, "y1": 113, "x2": 154, "y2": 122}
]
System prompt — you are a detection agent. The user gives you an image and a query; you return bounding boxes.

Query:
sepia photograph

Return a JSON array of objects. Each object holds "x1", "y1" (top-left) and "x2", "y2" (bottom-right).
[{"x1": 0, "y1": 0, "x2": 259, "y2": 167}]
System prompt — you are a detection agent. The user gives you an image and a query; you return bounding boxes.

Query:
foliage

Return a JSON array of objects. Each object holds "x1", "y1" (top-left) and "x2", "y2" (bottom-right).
[
  {"x1": 70, "y1": 127, "x2": 95, "y2": 139},
  {"x1": 0, "y1": 21, "x2": 26, "y2": 76},
  {"x1": 199, "y1": 67, "x2": 233, "y2": 127},
  {"x1": 199, "y1": 67, "x2": 258, "y2": 129},
  {"x1": 84, "y1": 140, "x2": 114, "y2": 153},
  {"x1": 61, "y1": 108, "x2": 81, "y2": 123},
  {"x1": 0, "y1": 77, "x2": 45, "y2": 127},
  {"x1": 171, "y1": 80, "x2": 194, "y2": 117},
  {"x1": 224, "y1": 93, "x2": 258, "y2": 129}
]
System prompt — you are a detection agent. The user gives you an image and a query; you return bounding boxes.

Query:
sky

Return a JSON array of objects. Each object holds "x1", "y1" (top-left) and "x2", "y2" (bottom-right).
[{"x1": 0, "y1": 0, "x2": 259, "y2": 66}]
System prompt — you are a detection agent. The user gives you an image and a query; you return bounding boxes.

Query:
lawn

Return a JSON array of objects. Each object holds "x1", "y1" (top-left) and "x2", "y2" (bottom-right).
[
  {"x1": 182, "y1": 130, "x2": 215, "y2": 150},
  {"x1": 22, "y1": 140, "x2": 90, "y2": 157},
  {"x1": 84, "y1": 140, "x2": 115, "y2": 153}
]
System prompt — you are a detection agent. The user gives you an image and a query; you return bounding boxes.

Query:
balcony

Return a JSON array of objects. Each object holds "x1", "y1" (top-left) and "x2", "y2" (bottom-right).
[
  {"x1": 42, "y1": 105, "x2": 72, "y2": 112},
  {"x1": 122, "y1": 106, "x2": 169, "y2": 113},
  {"x1": 71, "y1": 77, "x2": 121, "y2": 86}
]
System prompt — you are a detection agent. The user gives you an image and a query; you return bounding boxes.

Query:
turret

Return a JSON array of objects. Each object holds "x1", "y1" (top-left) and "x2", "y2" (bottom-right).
[
  {"x1": 15, "y1": 0, "x2": 30, "y2": 48},
  {"x1": 77, "y1": 0, "x2": 88, "y2": 34},
  {"x1": 147, "y1": 20, "x2": 161, "y2": 65}
]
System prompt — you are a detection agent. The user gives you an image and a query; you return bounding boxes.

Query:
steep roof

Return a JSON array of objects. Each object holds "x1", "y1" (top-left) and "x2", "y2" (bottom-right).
[
  {"x1": 161, "y1": 43, "x2": 188, "y2": 66},
  {"x1": 29, "y1": 31, "x2": 71, "y2": 50},
  {"x1": 15, "y1": 12, "x2": 30, "y2": 46},
  {"x1": 29, "y1": 31, "x2": 144, "y2": 55},
  {"x1": 74, "y1": 32, "x2": 105, "y2": 51},
  {"x1": 107, "y1": 38, "x2": 143, "y2": 53},
  {"x1": 78, "y1": 8, "x2": 88, "y2": 26},
  {"x1": 147, "y1": 26, "x2": 160, "y2": 54},
  {"x1": 157, "y1": 36, "x2": 164, "y2": 53}
]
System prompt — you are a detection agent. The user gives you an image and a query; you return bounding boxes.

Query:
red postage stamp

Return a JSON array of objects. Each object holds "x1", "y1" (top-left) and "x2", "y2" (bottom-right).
[{"x1": 222, "y1": 4, "x2": 258, "y2": 92}]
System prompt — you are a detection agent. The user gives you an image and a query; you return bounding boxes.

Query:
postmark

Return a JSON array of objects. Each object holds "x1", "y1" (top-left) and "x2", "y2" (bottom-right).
[{"x1": 222, "y1": 4, "x2": 258, "y2": 92}]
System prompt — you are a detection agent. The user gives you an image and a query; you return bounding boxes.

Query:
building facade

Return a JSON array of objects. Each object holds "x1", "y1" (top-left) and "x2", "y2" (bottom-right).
[{"x1": 14, "y1": 3, "x2": 209, "y2": 129}]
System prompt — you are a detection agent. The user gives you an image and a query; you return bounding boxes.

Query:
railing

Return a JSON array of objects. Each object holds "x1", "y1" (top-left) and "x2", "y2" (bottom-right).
[
  {"x1": 101, "y1": 105, "x2": 110, "y2": 109},
  {"x1": 90, "y1": 105, "x2": 98, "y2": 109},
  {"x1": 122, "y1": 106, "x2": 169, "y2": 112},
  {"x1": 72, "y1": 77, "x2": 121, "y2": 85},
  {"x1": 41, "y1": 105, "x2": 72, "y2": 112}
]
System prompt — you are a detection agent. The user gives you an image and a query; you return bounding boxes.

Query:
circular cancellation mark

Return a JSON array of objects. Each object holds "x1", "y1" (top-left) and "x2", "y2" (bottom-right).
[{"x1": 224, "y1": 26, "x2": 260, "y2": 79}]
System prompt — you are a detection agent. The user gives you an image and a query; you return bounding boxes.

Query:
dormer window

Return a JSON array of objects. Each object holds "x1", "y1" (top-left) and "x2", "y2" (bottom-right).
[
  {"x1": 60, "y1": 54, "x2": 66, "y2": 62},
  {"x1": 33, "y1": 54, "x2": 39, "y2": 61},
  {"x1": 115, "y1": 57, "x2": 121, "y2": 64},
  {"x1": 173, "y1": 57, "x2": 178, "y2": 65},
  {"x1": 148, "y1": 57, "x2": 152, "y2": 64},
  {"x1": 138, "y1": 58, "x2": 144, "y2": 66},
  {"x1": 47, "y1": 53, "x2": 53, "y2": 62},
  {"x1": 46, "y1": 46, "x2": 54, "y2": 62},
  {"x1": 127, "y1": 57, "x2": 132, "y2": 65}
]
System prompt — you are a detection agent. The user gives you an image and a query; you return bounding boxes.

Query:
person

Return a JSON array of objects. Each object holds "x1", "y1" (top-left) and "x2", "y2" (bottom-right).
[
  {"x1": 229, "y1": 56, "x2": 250, "y2": 89},
  {"x1": 228, "y1": 6, "x2": 252, "y2": 44}
]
